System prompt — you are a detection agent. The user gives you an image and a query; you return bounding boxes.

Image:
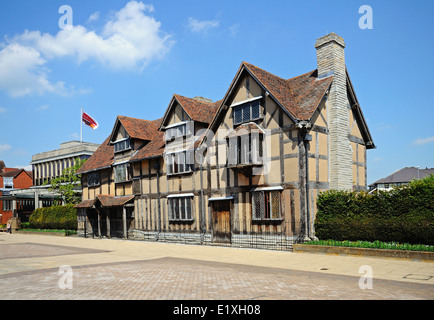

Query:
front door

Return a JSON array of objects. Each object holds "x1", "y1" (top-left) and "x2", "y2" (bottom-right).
[{"x1": 212, "y1": 200, "x2": 231, "y2": 243}]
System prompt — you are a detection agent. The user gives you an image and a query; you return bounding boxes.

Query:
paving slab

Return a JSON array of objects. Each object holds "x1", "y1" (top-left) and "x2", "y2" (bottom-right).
[{"x1": 0, "y1": 233, "x2": 433, "y2": 300}]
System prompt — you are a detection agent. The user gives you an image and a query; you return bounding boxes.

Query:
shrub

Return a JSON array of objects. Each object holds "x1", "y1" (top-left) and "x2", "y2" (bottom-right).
[
  {"x1": 29, "y1": 204, "x2": 77, "y2": 230},
  {"x1": 315, "y1": 175, "x2": 434, "y2": 245}
]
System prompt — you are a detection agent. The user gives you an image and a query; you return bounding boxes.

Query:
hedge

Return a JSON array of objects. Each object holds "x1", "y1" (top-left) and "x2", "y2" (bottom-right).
[
  {"x1": 315, "y1": 175, "x2": 434, "y2": 245},
  {"x1": 29, "y1": 204, "x2": 78, "y2": 230}
]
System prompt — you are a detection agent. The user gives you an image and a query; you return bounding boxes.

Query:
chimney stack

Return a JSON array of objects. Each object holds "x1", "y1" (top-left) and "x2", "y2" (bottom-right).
[{"x1": 315, "y1": 33, "x2": 352, "y2": 190}]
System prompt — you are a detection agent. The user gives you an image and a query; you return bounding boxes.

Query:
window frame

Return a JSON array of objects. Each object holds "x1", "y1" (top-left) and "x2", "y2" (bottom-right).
[
  {"x1": 113, "y1": 163, "x2": 130, "y2": 183},
  {"x1": 3, "y1": 177, "x2": 13, "y2": 189},
  {"x1": 87, "y1": 171, "x2": 101, "y2": 187},
  {"x1": 232, "y1": 98, "x2": 262, "y2": 125},
  {"x1": 165, "y1": 122, "x2": 192, "y2": 141},
  {"x1": 114, "y1": 138, "x2": 131, "y2": 153},
  {"x1": 166, "y1": 150, "x2": 194, "y2": 176},
  {"x1": 227, "y1": 132, "x2": 264, "y2": 167},
  {"x1": 168, "y1": 195, "x2": 194, "y2": 222},
  {"x1": 252, "y1": 190, "x2": 282, "y2": 222},
  {"x1": 2, "y1": 200, "x2": 12, "y2": 211}
]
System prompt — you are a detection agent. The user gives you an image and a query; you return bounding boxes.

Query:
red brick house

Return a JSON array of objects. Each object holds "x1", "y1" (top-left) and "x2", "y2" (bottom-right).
[{"x1": 0, "y1": 163, "x2": 33, "y2": 224}]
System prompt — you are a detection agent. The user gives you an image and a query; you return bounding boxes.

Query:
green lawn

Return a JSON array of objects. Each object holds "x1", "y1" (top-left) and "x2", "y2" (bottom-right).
[{"x1": 304, "y1": 239, "x2": 434, "y2": 252}]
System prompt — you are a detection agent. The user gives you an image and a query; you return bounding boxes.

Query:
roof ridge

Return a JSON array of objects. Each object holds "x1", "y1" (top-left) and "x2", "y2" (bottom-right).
[{"x1": 242, "y1": 61, "x2": 289, "y2": 83}]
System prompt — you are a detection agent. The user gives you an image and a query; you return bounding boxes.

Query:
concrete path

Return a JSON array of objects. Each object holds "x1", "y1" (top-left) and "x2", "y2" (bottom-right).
[{"x1": 0, "y1": 232, "x2": 433, "y2": 300}]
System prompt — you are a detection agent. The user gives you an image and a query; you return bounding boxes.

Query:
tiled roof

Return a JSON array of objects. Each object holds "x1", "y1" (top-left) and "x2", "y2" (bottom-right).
[
  {"x1": 173, "y1": 94, "x2": 220, "y2": 124},
  {"x1": 76, "y1": 136, "x2": 114, "y2": 174},
  {"x1": 371, "y1": 167, "x2": 434, "y2": 186},
  {"x1": 74, "y1": 195, "x2": 134, "y2": 208},
  {"x1": 0, "y1": 168, "x2": 32, "y2": 179},
  {"x1": 77, "y1": 61, "x2": 336, "y2": 173},
  {"x1": 117, "y1": 116, "x2": 161, "y2": 141},
  {"x1": 243, "y1": 62, "x2": 333, "y2": 120},
  {"x1": 130, "y1": 130, "x2": 165, "y2": 161},
  {"x1": 97, "y1": 195, "x2": 134, "y2": 207},
  {"x1": 74, "y1": 199, "x2": 96, "y2": 208}
]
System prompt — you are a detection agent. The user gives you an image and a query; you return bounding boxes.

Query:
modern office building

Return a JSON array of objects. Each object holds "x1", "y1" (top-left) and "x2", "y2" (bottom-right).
[
  {"x1": 0, "y1": 141, "x2": 100, "y2": 222},
  {"x1": 31, "y1": 141, "x2": 100, "y2": 187}
]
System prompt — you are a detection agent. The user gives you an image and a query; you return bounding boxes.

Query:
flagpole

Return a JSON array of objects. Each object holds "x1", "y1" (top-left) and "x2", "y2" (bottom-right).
[{"x1": 80, "y1": 107, "x2": 83, "y2": 143}]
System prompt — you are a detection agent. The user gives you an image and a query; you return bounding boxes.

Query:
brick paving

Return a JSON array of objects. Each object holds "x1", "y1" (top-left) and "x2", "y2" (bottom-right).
[
  {"x1": 0, "y1": 255, "x2": 432, "y2": 300},
  {"x1": 0, "y1": 235, "x2": 433, "y2": 301}
]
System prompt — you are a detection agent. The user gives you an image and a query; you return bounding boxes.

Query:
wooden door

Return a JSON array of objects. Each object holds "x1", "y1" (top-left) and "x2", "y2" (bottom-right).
[{"x1": 212, "y1": 200, "x2": 231, "y2": 243}]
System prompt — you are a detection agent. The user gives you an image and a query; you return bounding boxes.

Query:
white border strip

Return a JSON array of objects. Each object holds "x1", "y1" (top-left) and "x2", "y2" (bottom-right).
[
  {"x1": 230, "y1": 96, "x2": 262, "y2": 108},
  {"x1": 167, "y1": 193, "x2": 194, "y2": 198},
  {"x1": 250, "y1": 186, "x2": 283, "y2": 192}
]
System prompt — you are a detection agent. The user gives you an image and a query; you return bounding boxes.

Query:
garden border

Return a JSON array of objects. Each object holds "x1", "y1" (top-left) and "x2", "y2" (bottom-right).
[{"x1": 292, "y1": 244, "x2": 434, "y2": 261}]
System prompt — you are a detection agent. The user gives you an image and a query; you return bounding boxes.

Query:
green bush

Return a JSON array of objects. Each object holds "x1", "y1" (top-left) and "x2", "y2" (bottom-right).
[
  {"x1": 29, "y1": 204, "x2": 78, "y2": 230},
  {"x1": 315, "y1": 175, "x2": 434, "y2": 245}
]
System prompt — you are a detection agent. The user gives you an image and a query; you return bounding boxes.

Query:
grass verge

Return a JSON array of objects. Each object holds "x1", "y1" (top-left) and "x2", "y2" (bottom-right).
[{"x1": 304, "y1": 239, "x2": 433, "y2": 252}]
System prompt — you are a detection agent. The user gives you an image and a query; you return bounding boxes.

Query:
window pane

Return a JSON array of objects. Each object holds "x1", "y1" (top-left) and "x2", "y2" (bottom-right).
[
  {"x1": 174, "y1": 198, "x2": 179, "y2": 219},
  {"x1": 168, "y1": 199, "x2": 173, "y2": 219},
  {"x1": 186, "y1": 198, "x2": 192, "y2": 220},
  {"x1": 228, "y1": 138, "x2": 238, "y2": 165},
  {"x1": 242, "y1": 104, "x2": 251, "y2": 122},
  {"x1": 178, "y1": 152, "x2": 185, "y2": 173},
  {"x1": 186, "y1": 150, "x2": 194, "y2": 172},
  {"x1": 180, "y1": 198, "x2": 186, "y2": 219},
  {"x1": 264, "y1": 192, "x2": 271, "y2": 219},
  {"x1": 240, "y1": 135, "x2": 250, "y2": 164},
  {"x1": 251, "y1": 101, "x2": 260, "y2": 119},
  {"x1": 271, "y1": 191, "x2": 280, "y2": 219},
  {"x1": 234, "y1": 107, "x2": 242, "y2": 124},
  {"x1": 166, "y1": 154, "x2": 173, "y2": 174},
  {"x1": 253, "y1": 192, "x2": 262, "y2": 220}
]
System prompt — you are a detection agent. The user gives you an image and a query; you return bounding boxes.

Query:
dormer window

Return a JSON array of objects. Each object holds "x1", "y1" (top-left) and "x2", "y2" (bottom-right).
[
  {"x1": 165, "y1": 121, "x2": 191, "y2": 141},
  {"x1": 114, "y1": 138, "x2": 131, "y2": 153},
  {"x1": 3, "y1": 177, "x2": 13, "y2": 189},
  {"x1": 232, "y1": 97, "x2": 262, "y2": 125}
]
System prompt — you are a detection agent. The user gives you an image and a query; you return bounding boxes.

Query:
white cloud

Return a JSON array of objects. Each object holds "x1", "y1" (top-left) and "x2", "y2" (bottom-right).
[
  {"x1": 0, "y1": 43, "x2": 68, "y2": 97},
  {"x1": 0, "y1": 1, "x2": 173, "y2": 97},
  {"x1": 13, "y1": 164, "x2": 32, "y2": 171},
  {"x1": 187, "y1": 17, "x2": 219, "y2": 33},
  {"x1": 87, "y1": 11, "x2": 100, "y2": 22},
  {"x1": 413, "y1": 136, "x2": 434, "y2": 145},
  {"x1": 36, "y1": 104, "x2": 49, "y2": 111},
  {"x1": 228, "y1": 24, "x2": 240, "y2": 37},
  {"x1": 0, "y1": 144, "x2": 12, "y2": 152},
  {"x1": 0, "y1": 106, "x2": 6, "y2": 113}
]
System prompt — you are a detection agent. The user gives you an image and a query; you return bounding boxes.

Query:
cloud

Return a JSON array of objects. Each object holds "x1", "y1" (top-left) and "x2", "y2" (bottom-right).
[
  {"x1": 413, "y1": 136, "x2": 434, "y2": 145},
  {"x1": 228, "y1": 24, "x2": 240, "y2": 37},
  {"x1": 0, "y1": 43, "x2": 68, "y2": 97},
  {"x1": 0, "y1": 144, "x2": 12, "y2": 152},
  {"x1": 13, "y1": 164, "x2": 32, "y2": 171},
  {"x1": 87, "y1": 11, "x2": 100, "y2": 22},
  {"x1": 0, "y1": 1, "x2": 173, "y2": 97},
  {"x1": 36, "y1": 104, "x2": 49, "y2": 111},
  {"x1": 187, "y1": 17, "x2": 219, "y2": 33},
  {"x1": 0, "y1": 106, "x2": 6, "y2": 113}
]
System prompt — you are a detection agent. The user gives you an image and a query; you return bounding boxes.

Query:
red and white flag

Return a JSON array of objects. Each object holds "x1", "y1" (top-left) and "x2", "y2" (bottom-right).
[{"x1": 82, "y1": 111, "x2": 99, "y2": 129}]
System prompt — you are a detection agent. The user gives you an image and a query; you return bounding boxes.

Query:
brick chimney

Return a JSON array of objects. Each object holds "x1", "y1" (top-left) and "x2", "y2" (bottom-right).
[{"x1": 315, "y1": 33, "x2": 352, "y2": 190}]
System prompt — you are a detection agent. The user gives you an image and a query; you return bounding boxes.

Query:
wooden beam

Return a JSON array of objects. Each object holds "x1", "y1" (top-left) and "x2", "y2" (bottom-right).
[{"x1": 123, "y1": 206, "x2": 127, "y2": 239}]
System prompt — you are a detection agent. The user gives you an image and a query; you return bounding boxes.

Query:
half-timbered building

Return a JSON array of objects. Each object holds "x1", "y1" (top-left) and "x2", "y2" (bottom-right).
[{"x1": 76, "y1": 33, "x2": 375, "y2": 249}]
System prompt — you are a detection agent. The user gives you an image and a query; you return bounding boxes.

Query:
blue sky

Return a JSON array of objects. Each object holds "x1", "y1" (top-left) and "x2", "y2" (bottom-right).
[{"x1": 0, "y1": 0, "x2": 433, "y2": 185}]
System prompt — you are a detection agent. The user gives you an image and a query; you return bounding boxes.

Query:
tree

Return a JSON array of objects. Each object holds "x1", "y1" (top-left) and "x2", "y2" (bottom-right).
[{"x1": 45, "y1": 158, "x2": 87, "y2": 205}]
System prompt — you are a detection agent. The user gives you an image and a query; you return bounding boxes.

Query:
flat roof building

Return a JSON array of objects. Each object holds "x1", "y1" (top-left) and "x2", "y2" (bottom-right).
[{"x1": 30, "y1": 141, "x2": 100, "y2": 187}]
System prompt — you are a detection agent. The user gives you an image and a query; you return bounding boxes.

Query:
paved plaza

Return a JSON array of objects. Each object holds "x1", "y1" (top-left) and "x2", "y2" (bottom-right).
[{"x1": 0, "y1": 233, "x2": 433, "y2": 301}]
